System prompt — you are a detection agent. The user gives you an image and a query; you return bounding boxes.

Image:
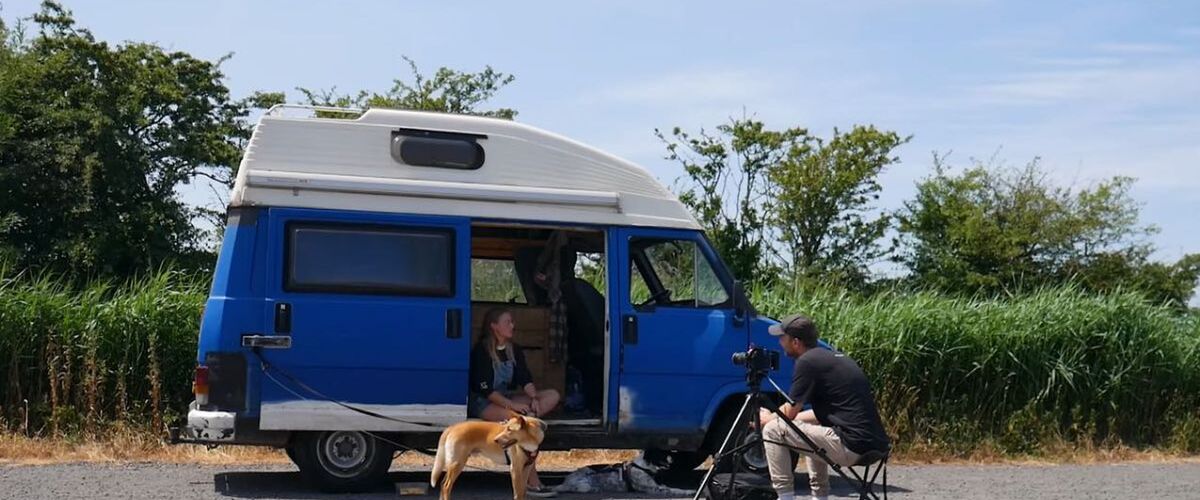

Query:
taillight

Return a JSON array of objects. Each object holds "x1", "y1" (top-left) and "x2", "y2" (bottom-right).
[{"x1": 193, "y1": 365, "x2": 210, "y2": 406}]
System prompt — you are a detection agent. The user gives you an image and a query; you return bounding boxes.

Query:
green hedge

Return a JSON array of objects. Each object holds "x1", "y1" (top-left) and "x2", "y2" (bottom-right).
[{"x1": 2, "y1": 267, "x2": 1197, "y2": 455}]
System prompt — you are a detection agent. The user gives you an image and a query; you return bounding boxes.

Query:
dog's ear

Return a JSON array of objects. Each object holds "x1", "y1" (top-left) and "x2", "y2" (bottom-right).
[{"x1": 505, "y1": 415, "x2": 525, "y2": 431}]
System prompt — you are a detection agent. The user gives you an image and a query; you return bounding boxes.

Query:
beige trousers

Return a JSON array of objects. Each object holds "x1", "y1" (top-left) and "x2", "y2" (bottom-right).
[{"x1": 763, "y1": 417, "x2": 860, "y2": 497}]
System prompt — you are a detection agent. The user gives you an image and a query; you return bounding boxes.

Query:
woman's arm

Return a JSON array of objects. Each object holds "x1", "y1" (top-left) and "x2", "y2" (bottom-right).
[{"x1": 468, "y1": 347, "x2": 496, "y2": 397}]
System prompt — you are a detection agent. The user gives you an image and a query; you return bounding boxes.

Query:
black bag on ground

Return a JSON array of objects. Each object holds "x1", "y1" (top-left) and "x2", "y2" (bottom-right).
[{"x1": 704, "y1": 473, "x2": 776, "y2": 500}]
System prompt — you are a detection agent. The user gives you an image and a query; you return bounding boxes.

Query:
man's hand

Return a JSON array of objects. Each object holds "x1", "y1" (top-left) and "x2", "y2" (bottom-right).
[
  {"x1": 530, "y1": 397, "x2": 542, "y2": 416},
  {"x1": 509, "y1": 402, "x2": 532, "y2": 415}
]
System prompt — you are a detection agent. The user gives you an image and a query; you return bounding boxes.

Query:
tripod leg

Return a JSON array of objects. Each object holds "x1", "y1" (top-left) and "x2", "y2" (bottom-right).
[{"x1": 691, "y1": 394, "x2": 755, "y2": 500}]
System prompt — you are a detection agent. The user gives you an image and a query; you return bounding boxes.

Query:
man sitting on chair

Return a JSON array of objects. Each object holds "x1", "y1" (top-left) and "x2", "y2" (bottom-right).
[{"x1": 759, "y1": 314, "x2": 890, "y2": 500}]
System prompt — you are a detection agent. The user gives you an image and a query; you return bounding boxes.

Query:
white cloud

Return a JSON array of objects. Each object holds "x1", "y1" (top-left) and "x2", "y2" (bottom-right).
[
  {"x1": 1025, "y1": 56, "x2": 1124, "y2": 68},
  {"x1": 970, "y1": 57, "x2": 1200, "y2": 109},
  {"x1": 1094, "y1": 41, "x2": 1181, "y2": 55},
  {"x1": 586, "y1": 69, "x2": 779, "y2": 108}
]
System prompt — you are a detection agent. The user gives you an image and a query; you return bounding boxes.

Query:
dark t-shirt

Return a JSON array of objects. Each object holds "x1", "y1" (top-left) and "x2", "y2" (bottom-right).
[{"x1": 789, "y1": 348, "x2": 890, "y2": 454}]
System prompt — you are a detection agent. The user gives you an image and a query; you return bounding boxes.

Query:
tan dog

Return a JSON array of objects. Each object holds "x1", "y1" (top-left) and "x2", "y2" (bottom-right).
[{"x1": 430, "y1": 414, "x2": 547, "y2": 500}]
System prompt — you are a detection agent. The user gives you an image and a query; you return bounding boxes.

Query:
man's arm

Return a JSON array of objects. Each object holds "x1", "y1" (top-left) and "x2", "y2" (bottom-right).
[
  {"x1": 761, "y1": 357, "x2": 816, "y2": 425},
  {"x1": 759, "y1": 400, "x2": 803, "y2": 427}
]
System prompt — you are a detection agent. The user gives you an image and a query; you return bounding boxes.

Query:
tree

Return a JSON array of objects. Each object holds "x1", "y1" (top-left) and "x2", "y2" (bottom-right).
[
  {"x1": 292, "y1": 56, "x2": 516, "y2": 119},
  {"x1": 657, "y1": 118, "x2": 806, "y2": 283},
  {"x1": 1065, "y1": 251, "x2": 1200, "y2": 309},
  {"x1": 0, "y1": 2, "x2": 254, "y2": 276},
  {"x1": 769, "y1": 125, "x2": 909, "y2": 285},
  {"x1": 896, "y1": 155, "x2": 1198, "y2": 306}
]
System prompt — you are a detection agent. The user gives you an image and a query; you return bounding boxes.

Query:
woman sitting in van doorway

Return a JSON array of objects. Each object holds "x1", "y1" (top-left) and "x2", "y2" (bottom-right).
[
  {"x1": 469, "y1": 307, "x2": 562, "y2": 497},
  {"x1": 470, "y1": 308, "x2": 562, "y2": 419}
]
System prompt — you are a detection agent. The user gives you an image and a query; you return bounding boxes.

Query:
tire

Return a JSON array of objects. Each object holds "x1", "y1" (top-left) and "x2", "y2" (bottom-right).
[
  {"x1": 705, "y1": 404, "x2": 798, "y2": 475},
  {"x1": 292, "y1": 431, "x2": 394, "y2": 493}
]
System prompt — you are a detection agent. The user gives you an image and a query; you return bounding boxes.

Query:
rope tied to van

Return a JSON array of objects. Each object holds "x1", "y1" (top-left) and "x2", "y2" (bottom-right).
[{"x1": 251, "y1": 348, "x2": 438, "y2": 428}]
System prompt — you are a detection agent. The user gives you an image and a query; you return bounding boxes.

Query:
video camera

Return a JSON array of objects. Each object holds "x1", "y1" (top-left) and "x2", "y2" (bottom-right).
[{"x1": 730, "y1": 346, "x2": 780, "y2": 374}]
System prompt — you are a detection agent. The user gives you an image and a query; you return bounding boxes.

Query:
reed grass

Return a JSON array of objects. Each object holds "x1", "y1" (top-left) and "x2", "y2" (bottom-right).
[
  {"x1": 0, "y1": 266, "x2": 205, "y2": 438},
  {"x1": 752, "y1": 284, "x2": 1200, "y2": 456},
  {"x1": 2, "y1": 265, "x2": 1197, "y2": 458}
]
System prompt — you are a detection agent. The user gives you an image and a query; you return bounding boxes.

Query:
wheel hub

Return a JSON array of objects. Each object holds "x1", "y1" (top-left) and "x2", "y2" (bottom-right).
[{"x1": 322, "y1": 431, "x2": 369, "y2": 473}]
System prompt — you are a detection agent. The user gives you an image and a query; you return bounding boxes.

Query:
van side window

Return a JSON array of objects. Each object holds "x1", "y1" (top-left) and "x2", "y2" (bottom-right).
[
  {"x1": 629, "y1": 239, "x2": 730, "y2": 308},
  {"x1": 471, "y1": 258, "x2": 527, "y2": 303},
  {"x1": 286, "y1": 224, "x2": 454, "y2": 296}
]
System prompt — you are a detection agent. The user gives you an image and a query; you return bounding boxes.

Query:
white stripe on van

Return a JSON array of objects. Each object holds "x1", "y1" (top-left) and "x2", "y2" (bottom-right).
[{"x1": 259, "y1": 401, "x2": 465, "y2": 431}]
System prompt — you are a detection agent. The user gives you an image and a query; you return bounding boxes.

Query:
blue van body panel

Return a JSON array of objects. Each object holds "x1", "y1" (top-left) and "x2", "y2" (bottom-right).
[
  {"x1": 613, "y1": 226, "x2": 747, "y2": 432},
  {"x1": 253, "y1": 208, "x2": 472, "y2": 425},
  {"x1": 198, "y1": 210, "x2": 263, "y2": 360},
  {"x1": 197, "y1": 209, "x2": 269, "y2": 417},
  {"x1": 700, "y1": 380, "x2": 753, "y2": 429},
  {"x1": 604, "y1": 230, "x2": 624, "y2": 426}
]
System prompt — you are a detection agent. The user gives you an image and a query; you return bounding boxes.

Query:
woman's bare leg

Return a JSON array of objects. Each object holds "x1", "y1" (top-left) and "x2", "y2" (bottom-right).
[
  {"x1": 509, "y1": 389, "x2": 561, "y2": 418},
  {"x1": 479, "y1": 403, "x2": 512, "y2": 422}
]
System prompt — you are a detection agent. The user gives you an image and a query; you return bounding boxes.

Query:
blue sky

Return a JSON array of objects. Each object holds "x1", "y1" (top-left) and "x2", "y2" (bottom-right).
[{"x1": 4, "y1": 1, "x2": 1198, "y2": 296}]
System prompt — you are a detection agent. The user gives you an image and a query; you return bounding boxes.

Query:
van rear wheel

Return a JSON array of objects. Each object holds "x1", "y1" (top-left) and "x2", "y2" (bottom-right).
[{"x1": 292, "y1": 431, "x2": 394, "y2": 492}]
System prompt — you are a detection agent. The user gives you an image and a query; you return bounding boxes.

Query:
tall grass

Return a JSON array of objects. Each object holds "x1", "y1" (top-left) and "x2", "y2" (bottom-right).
[
  {"x1": 753, "y1": 285, "x2": 1200, "y2": 455},
  {"x1": 0, "y1": 266, "x2": 205, "y2": 437},
  {"x1": 2, "y1": 266, "x2": 1198, "y2": 457}
]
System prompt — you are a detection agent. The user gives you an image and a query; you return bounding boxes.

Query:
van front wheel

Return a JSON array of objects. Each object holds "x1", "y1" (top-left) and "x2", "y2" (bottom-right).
[{"x1": 293, "y1": 431, "x2": 393, "y2": 492}]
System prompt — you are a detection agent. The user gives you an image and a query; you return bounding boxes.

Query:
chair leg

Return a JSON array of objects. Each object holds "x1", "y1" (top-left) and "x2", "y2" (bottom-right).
[
  {"x1": 855, "y1": 464, "x2": 873, "y2": 500},
  {"x1": 882, "y1": 461, "x2": 888, "y2": 500},
  {"x1": 853, "y1": 461, "x2": 888, "y2": 500}
]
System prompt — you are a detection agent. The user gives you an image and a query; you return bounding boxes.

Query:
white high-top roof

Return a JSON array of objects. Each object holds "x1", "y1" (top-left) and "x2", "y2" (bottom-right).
[{"x1": 230, "y1": 106, "x2": 700, "y2": 230}]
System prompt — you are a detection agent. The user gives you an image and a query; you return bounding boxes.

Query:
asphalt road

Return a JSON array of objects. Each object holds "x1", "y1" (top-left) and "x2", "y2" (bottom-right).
[{"x1": 2, "y1": 462, "x2": 1199, "y2": 499}]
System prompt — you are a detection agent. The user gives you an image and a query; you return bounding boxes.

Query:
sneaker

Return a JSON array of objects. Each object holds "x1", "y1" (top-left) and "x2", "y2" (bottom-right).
[{"x1": 526, "y1": 485, "x2": 558, "y2": 498}]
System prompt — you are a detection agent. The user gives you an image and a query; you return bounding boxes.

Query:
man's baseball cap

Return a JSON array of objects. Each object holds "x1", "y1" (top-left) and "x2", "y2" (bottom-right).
[{"x1": 768, "y1": 314, "x2": 818, "y2": 342}]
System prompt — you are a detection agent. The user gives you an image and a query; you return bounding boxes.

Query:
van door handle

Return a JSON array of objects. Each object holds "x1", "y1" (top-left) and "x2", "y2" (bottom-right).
[
  {"x1": 622, "y1": 315, "x2": 638, "y2": 345},
  {"x1": 274, "y1": 303, "x2": 292, "y2": 334},
  {"x1": 446, "y1": 309, "x2": 462, "y2": 339}
]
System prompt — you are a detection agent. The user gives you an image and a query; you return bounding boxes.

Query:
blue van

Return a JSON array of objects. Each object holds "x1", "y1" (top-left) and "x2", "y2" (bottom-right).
[{"x1": 174, "y1": 106, "x2": 793, "y2": 491}]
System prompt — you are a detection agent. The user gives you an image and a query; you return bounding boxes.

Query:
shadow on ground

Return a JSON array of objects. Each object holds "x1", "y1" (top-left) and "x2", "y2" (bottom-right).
[{"x1": 213, "y1": 469, "x2": 909, "y2": 499}]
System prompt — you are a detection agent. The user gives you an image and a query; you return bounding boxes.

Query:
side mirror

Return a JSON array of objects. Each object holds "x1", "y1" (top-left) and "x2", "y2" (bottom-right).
[{"x1": 732, "y1": 281, "x2": 755, "y2": 326}]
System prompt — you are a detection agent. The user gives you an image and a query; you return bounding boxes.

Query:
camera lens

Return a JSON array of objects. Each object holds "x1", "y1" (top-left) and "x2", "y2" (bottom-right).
[{"x1": 731, "y1": 352, "x2": 748, "y2": 366}]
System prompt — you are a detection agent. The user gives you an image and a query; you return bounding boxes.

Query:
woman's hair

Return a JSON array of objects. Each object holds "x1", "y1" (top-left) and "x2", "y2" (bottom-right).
[{"x1": 478, "y1": 307, "x2": 512, "y2": 366}]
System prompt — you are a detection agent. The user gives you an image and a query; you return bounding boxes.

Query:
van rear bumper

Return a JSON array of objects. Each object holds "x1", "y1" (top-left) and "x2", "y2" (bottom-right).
[
  {"x1": 182, "y1": 402, "x2": 237, "y2": 442},
  {"x1": 169, "y1": 403, "x2": 291, "y2": 447}
]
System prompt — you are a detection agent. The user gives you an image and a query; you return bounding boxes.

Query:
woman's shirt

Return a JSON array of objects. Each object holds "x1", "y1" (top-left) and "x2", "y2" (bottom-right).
[{"x1": 469, "y1": 343, "x2": 534, "y2": 398}]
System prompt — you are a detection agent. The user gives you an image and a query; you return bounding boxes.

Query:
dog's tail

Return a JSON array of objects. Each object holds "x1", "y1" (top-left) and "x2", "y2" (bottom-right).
[{"x1": 430, "y1": 430, "x2": 448, "y2": 488}]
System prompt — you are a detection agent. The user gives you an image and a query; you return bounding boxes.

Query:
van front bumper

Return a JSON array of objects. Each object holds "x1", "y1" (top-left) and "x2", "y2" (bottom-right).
[{"x1": 179, "y1": 402, "x2": 237, "y2": 442}]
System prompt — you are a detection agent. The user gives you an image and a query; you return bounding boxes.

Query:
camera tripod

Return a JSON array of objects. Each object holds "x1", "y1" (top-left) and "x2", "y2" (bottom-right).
[{"x1": 692, "y1": 363, "x2": 886, "y2": 500}]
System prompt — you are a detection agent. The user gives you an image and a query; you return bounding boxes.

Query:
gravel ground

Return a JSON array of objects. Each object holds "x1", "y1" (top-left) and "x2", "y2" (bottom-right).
[{"x1": 2, "y1": 461, "x2": 1199, "y2": 499}]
